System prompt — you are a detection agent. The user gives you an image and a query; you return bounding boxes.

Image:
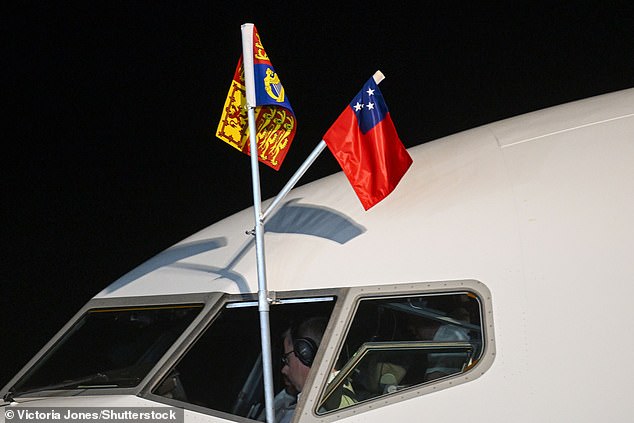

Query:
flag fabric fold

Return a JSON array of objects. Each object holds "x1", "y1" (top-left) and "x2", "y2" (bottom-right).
[
  {"x1": 323, "y1": 76, "x2": 413, "y2": 210},
  {"x1": 216, "y1": 26, "x2": 296, "y2": 171}
]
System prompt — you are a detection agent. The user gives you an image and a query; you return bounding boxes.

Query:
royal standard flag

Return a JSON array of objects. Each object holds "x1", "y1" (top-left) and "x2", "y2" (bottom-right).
[{"x1": 216, "y1": 25, "x2": 296, "y2": 171}]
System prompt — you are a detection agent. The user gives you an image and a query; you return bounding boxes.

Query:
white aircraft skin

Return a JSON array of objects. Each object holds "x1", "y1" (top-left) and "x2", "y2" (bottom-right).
[{"x1": 2, "y1": 88, "x2": 633, "y2": 422}]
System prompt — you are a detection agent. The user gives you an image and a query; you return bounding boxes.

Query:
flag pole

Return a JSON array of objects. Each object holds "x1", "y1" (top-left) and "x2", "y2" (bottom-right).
[
  {"x1": 261, "y1": 70, "x2": 386, "y2": 223},
  {"x1": 261, "y1": 140, "x2": 327, "y2": 222},
  {"x1": 241, "y1": 23, "x2": 276, "y2": 423}
]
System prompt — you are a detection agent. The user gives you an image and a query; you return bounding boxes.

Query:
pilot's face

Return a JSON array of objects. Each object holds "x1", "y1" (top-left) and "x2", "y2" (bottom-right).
[{"x1": 281, "y1": 335, "x2": 310, "y2": 393}]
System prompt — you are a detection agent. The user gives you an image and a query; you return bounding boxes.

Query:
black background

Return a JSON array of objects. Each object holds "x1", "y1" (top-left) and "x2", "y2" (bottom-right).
[{"x1": 3, "y1": 1, "x2": 634, "y2": 387}]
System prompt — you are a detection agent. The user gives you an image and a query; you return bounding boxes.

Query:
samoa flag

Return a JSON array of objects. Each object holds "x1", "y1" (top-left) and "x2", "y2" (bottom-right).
[{"x1": 323, "y1": 76, "x2": 412, "y2": 210}]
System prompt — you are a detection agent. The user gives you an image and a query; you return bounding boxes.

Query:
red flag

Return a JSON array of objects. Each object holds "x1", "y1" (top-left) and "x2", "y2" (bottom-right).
[{"x1": 323, "y1": 77, "x2": 412, "y2": 210}]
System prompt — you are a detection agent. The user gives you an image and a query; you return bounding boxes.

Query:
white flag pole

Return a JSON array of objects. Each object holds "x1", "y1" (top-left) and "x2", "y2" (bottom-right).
[
  {"x1": 241, "y1": 23, "x2": 276, "y2": 423},
  {"x1": 261, "y1": 140, "x2": 327, "y2": 222},
  {"x1": 261, "y1": 70, "x2": 385, "y2": 223}
]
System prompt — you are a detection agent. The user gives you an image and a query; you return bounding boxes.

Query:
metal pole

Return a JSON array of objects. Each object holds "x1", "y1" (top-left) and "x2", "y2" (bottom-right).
[
  {"x1": 246, "y1": 107, "x2": 276, "y2": 423},
  {"x1": 242, "y1": 23, "x2": 275, "y2": 423},
  {"x1": 261, "y1": 140, "x2": 327, "y2": 222}
]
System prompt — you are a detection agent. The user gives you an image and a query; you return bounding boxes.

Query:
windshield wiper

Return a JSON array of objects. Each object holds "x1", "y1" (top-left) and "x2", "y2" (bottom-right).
[{"x1": 8, "y1": 373, "x2": 113, "y2": 398}]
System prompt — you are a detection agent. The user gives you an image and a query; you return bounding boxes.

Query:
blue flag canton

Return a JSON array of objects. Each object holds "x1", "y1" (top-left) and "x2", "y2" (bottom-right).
[{"x1": 348, "y1": 78, "x2": 389, "y2": 134}]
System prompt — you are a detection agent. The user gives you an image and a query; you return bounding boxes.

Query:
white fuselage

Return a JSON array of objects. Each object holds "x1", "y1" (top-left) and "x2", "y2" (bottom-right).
[{"x1": 3, "y1": 88, "x2": 633, "y2": 422}]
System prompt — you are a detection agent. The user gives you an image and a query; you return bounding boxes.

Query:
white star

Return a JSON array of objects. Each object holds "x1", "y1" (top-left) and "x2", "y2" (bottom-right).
[
  {"x1": 367, "y1": 102, "x2": 375, "y2": 110},
  {"x1": 353, "y1": 101, "x2": 364, "y2": 111},
  {"x1": 366, "y1": 87, "x2": 375, "y2": 96}
]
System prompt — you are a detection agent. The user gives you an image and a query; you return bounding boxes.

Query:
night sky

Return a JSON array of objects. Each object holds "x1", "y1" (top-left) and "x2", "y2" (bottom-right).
[{"x1": 3, "y1": 2, "x2": 634, "y2": 387}]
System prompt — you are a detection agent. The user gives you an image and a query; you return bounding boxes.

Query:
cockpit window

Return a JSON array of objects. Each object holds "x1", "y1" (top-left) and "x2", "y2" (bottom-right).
[
  {"x1": 10, "y1": 304, "x2": 202, "y2": 396},
  {"x1": 152, "y1": 296, "x2": 336, "y2": 419},
  {"x1": 318, "y1": 292, "x2": 483, "y2": 414}
]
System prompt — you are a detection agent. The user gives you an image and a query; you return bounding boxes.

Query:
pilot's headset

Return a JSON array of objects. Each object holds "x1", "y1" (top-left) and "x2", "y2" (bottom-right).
[{"x1": 290, "y1": 317, "x2": 326, "y2": 367}]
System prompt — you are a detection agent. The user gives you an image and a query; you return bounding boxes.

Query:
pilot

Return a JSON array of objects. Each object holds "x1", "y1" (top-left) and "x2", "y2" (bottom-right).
[
  {"x1": 407, "y1": 307, "x2": 471, "y2": 381},
  {"x1": 257, "y1": 328, "x2": 298, "y2": 422},
  {"x1": 278, "y1": 316, "x2": 355, "y2": 423},
  {"x1": 257, "y1": 373, "x2": 297, "y2": 422}
]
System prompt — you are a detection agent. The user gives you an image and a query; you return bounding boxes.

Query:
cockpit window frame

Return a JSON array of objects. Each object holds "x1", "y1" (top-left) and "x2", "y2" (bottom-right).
[
  {"x1": 5, "y1": 281, "x2": 494, "y2": 423},
  {"x1": 141, "y1": 288, "x2": 346, "y2": 421},
  {"x1": 2, "y1": 293, "x2": 220, "y2": 400},
  {"x1": 141, "y1": 281, "x2": 493, "y2": 422},
  {"x1": 299, "y1": 279, "x2": 495, "y2": 423}
]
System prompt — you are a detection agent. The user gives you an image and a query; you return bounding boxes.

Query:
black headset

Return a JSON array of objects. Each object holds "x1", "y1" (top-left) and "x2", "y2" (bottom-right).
[
  {"x1": 290, "y1": 318, "x2": 323, "y2": 367},
  {"x1": 292, "y1": 336, "x2": 318, "y2": 367}
]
